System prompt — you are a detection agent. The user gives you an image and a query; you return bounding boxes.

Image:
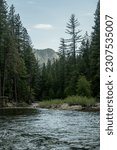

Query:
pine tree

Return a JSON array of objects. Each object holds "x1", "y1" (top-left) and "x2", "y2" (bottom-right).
[
  {"x1": 59, "y1": 38, "x2": 67, "y2": 59},
  {"x1": 0, "y1": 0, "x2": 8, "y2": 97},
  {"x1": 7, "y1": 5, "x2": 27, "y2": 102},
  {"x1": 78, "y1": 32, "x2": 91, "y2": 79},
  {"x1": 63, "y1": 14, "x2": 82, "y2": 96},
  {"x1": 90, "y1": 1, "x2": 100, "y2": 98},
  {"x1": 58, "y1": 38, "x2": 67, "y2": 97},
  {"x1": 66, "y1": 14, "x2": 82, "y2": 65},
  {"x1": 14, "y1": 13, "x2": 23, "y2": 53},
  {"x1": 23, "y1": 45, "x2": 38, "y2": 103}
]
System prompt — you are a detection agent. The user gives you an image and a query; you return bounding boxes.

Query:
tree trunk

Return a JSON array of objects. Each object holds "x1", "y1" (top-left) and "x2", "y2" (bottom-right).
[
  {"x1": 29, "y1": 74, "x2": 32, "y2": 104},
  {"x1": 2, "y1": 59, "x2": 7, "y2": 96},
  {"x1": 14, "y1": 76, "x2": 17, "y2": 103}
]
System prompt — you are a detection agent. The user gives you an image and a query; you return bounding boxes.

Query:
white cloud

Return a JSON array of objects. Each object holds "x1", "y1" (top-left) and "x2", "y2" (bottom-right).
[{"x1": 33, "y1": 24, "x2": 54, "y2": 30}]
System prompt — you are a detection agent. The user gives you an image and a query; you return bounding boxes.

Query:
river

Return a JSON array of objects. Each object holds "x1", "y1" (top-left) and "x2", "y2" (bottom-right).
[{"x1": 0, "y1": 108, "x2": 99, "y2": 150}]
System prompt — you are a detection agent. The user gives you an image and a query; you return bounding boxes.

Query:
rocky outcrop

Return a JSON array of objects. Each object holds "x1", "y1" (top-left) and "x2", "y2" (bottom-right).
[
  {"x1": 38, "y1": 103, "x2": 100, "y2": 111},
  {"x1": 34, "y1": 48, "x2": 59, "y2": 65},
  {"x1": 60, "y1": 103, "x2": 83, "y2": 111}
]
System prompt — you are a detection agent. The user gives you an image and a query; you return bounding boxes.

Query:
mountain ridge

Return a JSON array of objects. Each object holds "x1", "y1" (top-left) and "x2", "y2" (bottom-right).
[{"x1": 34, "y1": 48, "x2": 59, "y2": 65}]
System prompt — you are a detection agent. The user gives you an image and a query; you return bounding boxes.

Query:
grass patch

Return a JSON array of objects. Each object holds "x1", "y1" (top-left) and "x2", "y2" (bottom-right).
[
  {"x1": 39, "y1": 96, "x2": 96, "y2": 108},
  {"x1": 39, "y1": 99, "x2": 63, "y2": 108},
  {"x1": 64, "y1": 96, "x2": 96, "y2": 106}
]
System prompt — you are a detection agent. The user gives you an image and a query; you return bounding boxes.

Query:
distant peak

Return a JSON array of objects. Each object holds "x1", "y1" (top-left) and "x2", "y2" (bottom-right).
[{"x1": 33, "y1": 48, "x2": 59, "y2": 65}]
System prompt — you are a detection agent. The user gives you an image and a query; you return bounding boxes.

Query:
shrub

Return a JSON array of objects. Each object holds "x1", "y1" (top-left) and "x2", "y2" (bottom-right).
[
  {"x1": 39, "y1": 96, "x2": 96, "y2": 108},
  {"x1": 77, "y1": 76, "x2": 91, "y2": 97}
]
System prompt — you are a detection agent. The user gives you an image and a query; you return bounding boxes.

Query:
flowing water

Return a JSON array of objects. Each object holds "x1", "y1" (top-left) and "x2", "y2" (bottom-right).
[{"x1": 0, "y1": 108, "x2": 100, "y2": 150}]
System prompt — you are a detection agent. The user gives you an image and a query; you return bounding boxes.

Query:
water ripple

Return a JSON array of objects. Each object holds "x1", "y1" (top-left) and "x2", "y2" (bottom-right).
[{"x1": 0, "y1": 109, "x2": 99, "y2": 150}]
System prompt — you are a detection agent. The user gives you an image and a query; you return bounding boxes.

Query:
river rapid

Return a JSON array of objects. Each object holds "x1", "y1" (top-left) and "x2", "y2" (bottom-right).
[{"x1": 0, "y1": 108, "x2": 100, "y2": 150}]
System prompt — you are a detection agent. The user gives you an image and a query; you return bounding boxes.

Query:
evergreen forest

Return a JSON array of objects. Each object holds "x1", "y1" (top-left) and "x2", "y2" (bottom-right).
[{"x1": 0, "y1": 0, "x2": 100, "y2": 105}]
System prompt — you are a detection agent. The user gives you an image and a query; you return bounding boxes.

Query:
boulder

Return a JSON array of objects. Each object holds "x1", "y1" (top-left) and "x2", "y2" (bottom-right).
[
  {"x1": 60, "y1": 103, "x2": 69, "y2": 109},
  {"x1": 70, "y1": 105, "x2": 83, "y2": 111}
]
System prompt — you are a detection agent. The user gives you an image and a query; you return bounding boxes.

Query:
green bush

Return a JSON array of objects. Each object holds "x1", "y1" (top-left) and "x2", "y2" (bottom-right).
[
  {"x1": 77, "y1": 76, "x2": 91, "y2": 97},
  {"x1": 64, "y1": 96, "x2": 95, "y2": 106}
]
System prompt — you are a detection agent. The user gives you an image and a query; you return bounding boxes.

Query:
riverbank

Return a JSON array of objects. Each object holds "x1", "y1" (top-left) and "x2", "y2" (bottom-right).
[
  {"x1": 38, "y1": 102, "x2": 100, "y2": 111},
  {"x1": 0, "y1": 102, "x2": 36, "y2": 110},
  {"x1": 38, "y1": 96, "x2": 100, "y2": 111},
  {"x1": 0, "y1": 96, "x2": 100, "y2": 111}
]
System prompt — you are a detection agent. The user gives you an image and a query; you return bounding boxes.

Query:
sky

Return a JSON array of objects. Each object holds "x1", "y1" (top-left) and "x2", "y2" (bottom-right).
[{"x1": 7, "y1": 0, "x2": 98, "y2": 51}]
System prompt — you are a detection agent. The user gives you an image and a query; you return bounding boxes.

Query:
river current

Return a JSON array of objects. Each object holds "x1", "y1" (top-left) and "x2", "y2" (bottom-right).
[{"x1": 0, "y1": 108, "x2": 99, "y2": 150}]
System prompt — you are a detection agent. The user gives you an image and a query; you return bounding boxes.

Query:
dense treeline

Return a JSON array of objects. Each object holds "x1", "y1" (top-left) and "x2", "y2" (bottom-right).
[
  {"x1": 0, "y1": 0, "x2": 39, "y2": 104},
  {"x1": 0, "y1": 0, "x2": 100, "y2": 105},
  {"x1": 40, "y1": 1, "x2": 100, "y2": 100}
]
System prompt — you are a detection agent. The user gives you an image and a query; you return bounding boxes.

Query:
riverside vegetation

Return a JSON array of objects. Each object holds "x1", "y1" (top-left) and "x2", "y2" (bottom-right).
[
  {"x1": 39, "y1": 96, "x2": 96, "y2": 107},
  {"x1": 0, "y1": 0, "x2": 100, "y2": 110},
  {"x1": 38, "y1": 96, "x2": 100, "y2": 111}
]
